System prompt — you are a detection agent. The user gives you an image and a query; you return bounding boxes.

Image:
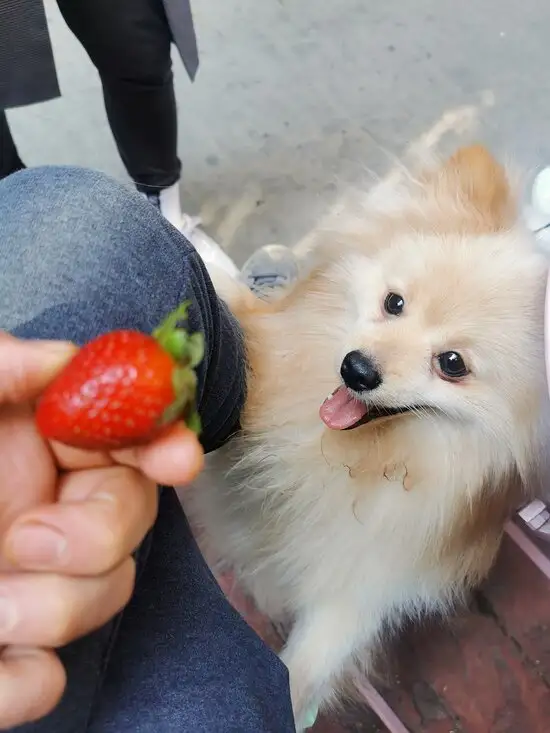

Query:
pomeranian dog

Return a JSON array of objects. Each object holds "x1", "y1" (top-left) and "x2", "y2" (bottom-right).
[{"x1": 189, "y1": 145, "x2": 550, "y2": 729}]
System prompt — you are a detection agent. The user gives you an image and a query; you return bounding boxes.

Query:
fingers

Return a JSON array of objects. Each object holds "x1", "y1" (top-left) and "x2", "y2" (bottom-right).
[
  {"x1": 0, "y1": 404, "x2": 57, "y2": 543},
  {"x1": 3, "y1": 426, "x2": 201, "y2": 576},
  {"x1": 4, "y1": 466, "x2": 157, "y2": 575},
  {"x1": 49, "y1": 441, "x2": 114, "y2": 471},
  {"x1": 0, "y1": 558, "x2": 135, "y2": 647},
  {"x1": 0, "y1": 333, "x2": 76, "y2": 404},
  {"x1": 113, "y1": 423, "x2": 204, "y2": 485},
  {"x1": 0, "y1": 647, "x2": 66, "y2": 728},
  {"x1": 52, "y1": 422, "x2": 204, "y2": 487}
]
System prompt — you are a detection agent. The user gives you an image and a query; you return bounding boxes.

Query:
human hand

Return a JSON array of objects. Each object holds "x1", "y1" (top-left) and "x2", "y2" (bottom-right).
[{"x1": 0, "y1": 333, "x2": 204, "y2": 728}]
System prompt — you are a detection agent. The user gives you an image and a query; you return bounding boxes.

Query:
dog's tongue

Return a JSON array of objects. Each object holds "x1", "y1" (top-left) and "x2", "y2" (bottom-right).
[{"x1": 319, "y1": 386, "x2": 368, "y2": 430}]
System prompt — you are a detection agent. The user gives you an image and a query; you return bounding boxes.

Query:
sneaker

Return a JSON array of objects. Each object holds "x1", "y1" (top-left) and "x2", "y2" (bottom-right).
[
  {"x1": 139, "y1": 181, "x2": 241, "y2": 278},
  {"x1": 180, "y1": 214, "x2": 241, "y2": 279},
  {"x1": 141, "y1": 181, "x2": 183, "y2": 231},
  {"x1": 240, "y1": 244, "x2": 300, "y2": 297}
]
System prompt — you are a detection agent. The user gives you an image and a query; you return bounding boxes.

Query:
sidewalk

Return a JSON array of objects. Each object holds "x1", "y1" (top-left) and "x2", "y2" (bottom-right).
[{"x1": 9, "y1": 0, "x2": 550, "y2": 265}]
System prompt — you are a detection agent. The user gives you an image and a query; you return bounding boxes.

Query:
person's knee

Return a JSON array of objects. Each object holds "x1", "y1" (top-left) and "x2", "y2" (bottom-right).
[
  {"x1": 0, "y1": 166, "x2": 175, "y2": 333},
  {"x1": 0, "y1": 165, "x2": 156, "y2": 263},
  {"x1": 3, "y1": 165, "x2": 137, "y2": 222}
]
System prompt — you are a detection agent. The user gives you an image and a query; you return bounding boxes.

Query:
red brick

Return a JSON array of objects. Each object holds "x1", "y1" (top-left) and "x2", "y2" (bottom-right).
[
  {"x1": 482, "y1": 536, "x2": 550, "y2": 684},
  {"x1": 382, "y1": 606, "x2": 550, "y2": 733},
  {"x1": 212, "y1": 556, "x2": 550, "y2": 733},
  {"x1": 313, "y1": 708, "x2": 385, "y2": 733},
  {"x1": 381, "y1": 635, "x2": 461, "y2": 732}
]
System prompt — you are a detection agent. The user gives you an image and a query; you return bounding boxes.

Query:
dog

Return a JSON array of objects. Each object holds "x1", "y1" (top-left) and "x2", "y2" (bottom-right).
[{"x1": 188, "y1": 145, "x2": 550, "y2": 729}]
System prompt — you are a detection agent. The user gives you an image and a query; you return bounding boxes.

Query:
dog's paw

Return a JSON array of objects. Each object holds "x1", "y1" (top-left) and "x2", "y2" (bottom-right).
[
  {"x1": 296, "y1": 704, "x2": 319, "y2": 731},
  {"x1": 288, "y1": 677, "x2": 321, "y2": 731}
]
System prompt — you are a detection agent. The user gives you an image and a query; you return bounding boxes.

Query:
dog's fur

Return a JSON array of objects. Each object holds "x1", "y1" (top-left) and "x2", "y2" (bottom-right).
[{"x1": 189, "y1": 145, "x2": 550, "y2": 728}]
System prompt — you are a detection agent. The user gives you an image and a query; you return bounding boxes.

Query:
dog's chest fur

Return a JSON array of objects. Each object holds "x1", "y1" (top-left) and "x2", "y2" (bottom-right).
[{"x1": 193, "y1": 417, "x2": 490, "y2": 625}]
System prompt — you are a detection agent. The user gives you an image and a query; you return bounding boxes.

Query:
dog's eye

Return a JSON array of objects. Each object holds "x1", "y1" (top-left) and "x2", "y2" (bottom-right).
[
  {"x1": 384, "y1": 292, "x2": 405, "y2": 316},
  {"x1": 437, "y1": 351, "x2": 469, "y2": 380}
]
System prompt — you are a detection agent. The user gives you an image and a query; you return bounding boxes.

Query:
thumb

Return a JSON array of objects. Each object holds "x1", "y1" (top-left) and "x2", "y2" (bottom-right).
[{"x1": 0, "y1": 333, "x2": 76, "y2": 404}]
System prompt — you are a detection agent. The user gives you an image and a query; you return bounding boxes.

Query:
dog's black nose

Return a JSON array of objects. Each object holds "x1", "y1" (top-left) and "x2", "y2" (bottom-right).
[{"x1": 341, "y1": 351, "x2": 382, "y2": 392}]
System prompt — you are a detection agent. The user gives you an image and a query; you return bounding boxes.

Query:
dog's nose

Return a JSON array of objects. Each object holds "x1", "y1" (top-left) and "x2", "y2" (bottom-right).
[{"x1": 340, "y1": 351, "x2": 382, "y2": 392}]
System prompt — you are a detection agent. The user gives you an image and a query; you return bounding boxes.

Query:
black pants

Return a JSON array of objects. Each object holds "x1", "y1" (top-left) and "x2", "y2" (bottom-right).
[{"x1": 1, "y1": 0, "x2": 180, "y2": 192}]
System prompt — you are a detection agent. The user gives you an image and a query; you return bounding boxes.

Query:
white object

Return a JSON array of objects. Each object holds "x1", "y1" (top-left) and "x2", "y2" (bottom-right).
[
  {"x1": 524, "y1": 167, "x2": 550, "y2": 247},
  {"x1": 156, "y1": 181, "x2": 184, "y2": 230},
  {"x1": 180, "y1": 214, "x2": 241, "y2": 279},
  {"x1": 532, "y1": 167, "x2": 550, "y2": 217}
]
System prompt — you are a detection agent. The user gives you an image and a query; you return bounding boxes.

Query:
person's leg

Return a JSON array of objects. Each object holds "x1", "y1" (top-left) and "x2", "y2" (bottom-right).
[
  {"x1": 88, "y1": 487, "x2": 295, "y2": 733},
  {"x1": 55, "y1": 0, "x2": 183, "y2": 225},
  {"x1": 0, "y1": 111, "x2": 25, "y2": 180},
  {"x1": 0, "y1": 166, "x2": 295, "y2": 732}
]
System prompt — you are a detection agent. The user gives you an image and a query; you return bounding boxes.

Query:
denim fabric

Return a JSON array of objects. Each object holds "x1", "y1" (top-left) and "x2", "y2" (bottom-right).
[{"x1": 0, "y1": 167, "x2": 295, "y2": 732}]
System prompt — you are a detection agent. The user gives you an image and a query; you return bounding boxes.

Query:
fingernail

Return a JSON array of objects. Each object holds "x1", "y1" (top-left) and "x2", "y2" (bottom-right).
[
  {"x1": 0, "y1": 591, "x2": 18, "y2": 634},
  {"x1": 8, "y1": 523, "x2": 68, "y2": 568}
]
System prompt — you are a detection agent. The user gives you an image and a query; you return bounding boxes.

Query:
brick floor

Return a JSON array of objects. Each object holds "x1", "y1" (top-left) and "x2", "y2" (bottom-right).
[
  {"x1": 214, "y1": 534, "x2": 550, "y2": 733},
  {"x1": 377, "y1": 536, "x2": 550, "y2": 732}
]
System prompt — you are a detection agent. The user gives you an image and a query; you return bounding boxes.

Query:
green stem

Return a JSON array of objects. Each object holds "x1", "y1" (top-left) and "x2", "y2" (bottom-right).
[{"x1": 153, "y1": 301, "x2": 191, "y2": 349}]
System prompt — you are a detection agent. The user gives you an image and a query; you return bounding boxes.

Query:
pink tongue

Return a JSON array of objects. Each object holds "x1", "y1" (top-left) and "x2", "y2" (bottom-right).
[{"x1": 319, "y1": 386, "x2": 368, "y2": 430}]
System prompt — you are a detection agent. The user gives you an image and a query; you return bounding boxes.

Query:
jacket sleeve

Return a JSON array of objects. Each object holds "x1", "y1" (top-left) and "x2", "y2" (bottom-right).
[{"x1": 0, "y1": 0, "x2": 60, "y2": 110}]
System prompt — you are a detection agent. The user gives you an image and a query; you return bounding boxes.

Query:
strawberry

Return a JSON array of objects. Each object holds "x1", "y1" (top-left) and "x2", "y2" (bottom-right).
[{"x1": 35, "y1": 302, "x2": 204, "y2": 450}]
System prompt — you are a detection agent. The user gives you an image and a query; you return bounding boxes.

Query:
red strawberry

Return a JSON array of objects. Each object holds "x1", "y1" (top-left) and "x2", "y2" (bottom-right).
[{"x1": 35, "y1": 302, "x2": 203, "y2": 450}]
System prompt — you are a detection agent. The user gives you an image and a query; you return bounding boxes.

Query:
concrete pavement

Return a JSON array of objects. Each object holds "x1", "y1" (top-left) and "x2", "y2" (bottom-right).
[{"x1": 8, "y1": 0, "x2": 550, "y2": 264}]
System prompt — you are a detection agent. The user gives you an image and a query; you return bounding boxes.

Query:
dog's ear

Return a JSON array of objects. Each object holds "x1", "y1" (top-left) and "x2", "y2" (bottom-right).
[{"x1": 437, "y1": 144, "x2": 515, "y2": 230}]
